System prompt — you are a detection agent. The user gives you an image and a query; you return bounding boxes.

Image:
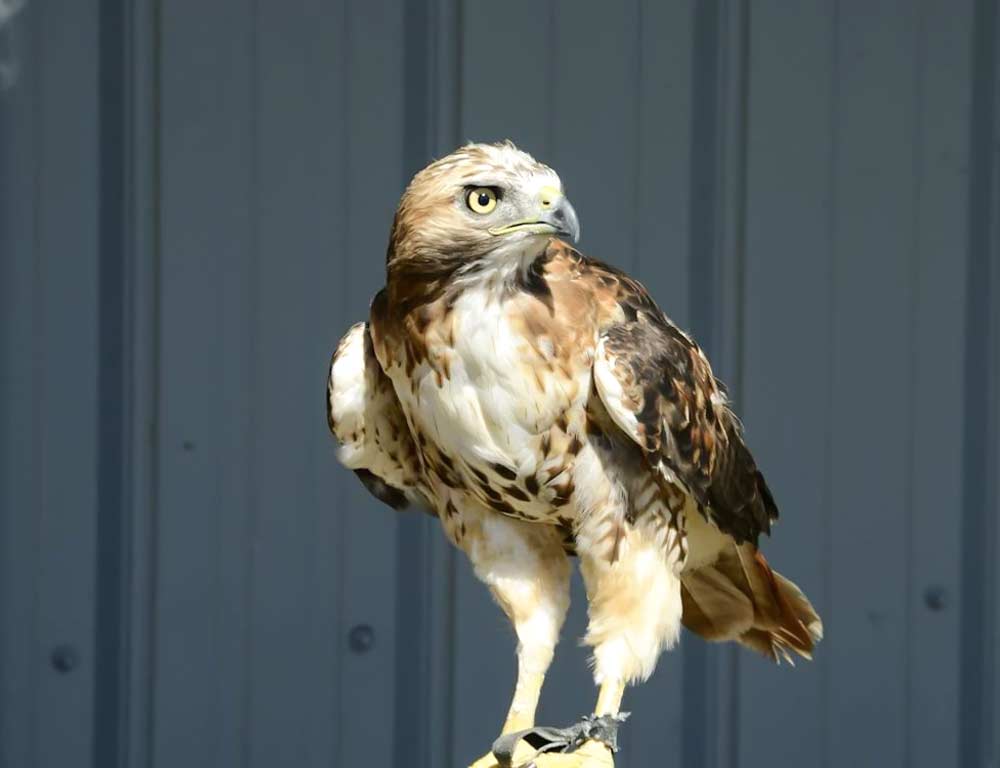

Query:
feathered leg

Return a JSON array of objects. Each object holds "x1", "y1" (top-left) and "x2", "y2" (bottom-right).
[
  {"x1": 440, "y1": 498, "x2": 571, "y2": 768},
  {"x1": 530, "y1": 469, "x2": 685, "y2": 768}
]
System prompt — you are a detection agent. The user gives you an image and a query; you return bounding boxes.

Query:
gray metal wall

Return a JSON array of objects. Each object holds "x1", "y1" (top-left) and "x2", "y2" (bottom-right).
[{"x1": 1, "y1": 1, "x2": 998, "y2": 767}]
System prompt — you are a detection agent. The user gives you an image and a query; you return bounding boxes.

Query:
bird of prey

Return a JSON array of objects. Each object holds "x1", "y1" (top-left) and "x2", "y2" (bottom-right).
[{"x1": 327, "y1": 142, "x2": 822, "y2": 767}]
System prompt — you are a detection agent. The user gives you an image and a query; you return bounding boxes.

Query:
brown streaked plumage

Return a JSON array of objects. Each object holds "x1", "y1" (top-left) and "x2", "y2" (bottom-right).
[{"x1": 327, "y1": 142, "x2": 821, "y2": 767}]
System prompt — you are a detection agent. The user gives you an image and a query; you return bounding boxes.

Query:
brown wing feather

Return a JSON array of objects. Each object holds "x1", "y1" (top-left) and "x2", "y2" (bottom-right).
[{"x1": 587, "y1": 257, "x2": 777, "y2": 545}]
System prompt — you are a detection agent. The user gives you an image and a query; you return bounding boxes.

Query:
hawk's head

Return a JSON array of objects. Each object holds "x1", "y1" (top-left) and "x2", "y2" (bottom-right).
[{"x1": 386, "y1": 141, "x2": 579, "y2": 274}]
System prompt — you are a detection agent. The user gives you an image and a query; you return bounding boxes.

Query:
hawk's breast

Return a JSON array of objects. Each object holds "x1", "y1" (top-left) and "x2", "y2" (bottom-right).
[{"x1": 383, "y1": 279, "x2": 597, "y2": 522}]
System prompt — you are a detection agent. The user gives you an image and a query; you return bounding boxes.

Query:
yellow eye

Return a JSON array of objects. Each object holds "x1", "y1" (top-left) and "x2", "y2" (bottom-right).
[{"x1": 467, "y1": 187, "x2": 498, "y2": 214}]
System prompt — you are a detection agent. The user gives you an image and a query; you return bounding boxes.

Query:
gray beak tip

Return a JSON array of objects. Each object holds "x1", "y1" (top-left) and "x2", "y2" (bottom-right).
[{"x1": 553, "y1": 198, "x2": 580, "y2": 243}]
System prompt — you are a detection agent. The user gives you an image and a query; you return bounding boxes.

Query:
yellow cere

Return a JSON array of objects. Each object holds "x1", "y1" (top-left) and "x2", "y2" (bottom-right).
[{"x1": 537, "y1": 185, "x2": 562, "y2": 208}]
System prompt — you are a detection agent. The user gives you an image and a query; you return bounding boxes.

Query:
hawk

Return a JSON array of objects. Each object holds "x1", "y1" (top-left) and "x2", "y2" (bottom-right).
[{"x1": 327, "y1": 142, "x2": 822, "y2": 767}]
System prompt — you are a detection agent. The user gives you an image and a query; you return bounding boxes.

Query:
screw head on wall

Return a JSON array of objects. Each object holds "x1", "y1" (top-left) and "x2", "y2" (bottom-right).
[
  {"x1": 50, "y1": 645, "x2": 79, "y2": 674},
  {"x1": 348, "y1": 624, "x2": 376, "y2": 654},
  {"x1": 923, "y1": 585, "x2": 948, "y2": 612}
]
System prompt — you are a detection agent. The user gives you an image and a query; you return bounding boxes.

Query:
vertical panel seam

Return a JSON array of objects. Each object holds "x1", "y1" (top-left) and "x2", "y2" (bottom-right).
[
  {"x1": 29, "y1": 1, "x2": 44, "y2": 763},
  {"x1": 960, "y1": 0, "x2": 998, "y2": 764},
  {"x1": 453, "y1": 0, "x2": 463, "y2": 149},
  {"x1": 989, "y1": 101, "x2": 1000, "y2": 768},
  {"x1": 396, "y1": 0, "x2": 431, "y2": 763},
  {"x1": 95, "y1": 0, "x2": 127, "y2": 765},
  {"x1": 241, "y1": 0, "x2": 260, "y2": 765},
  {"x1": 545, "y1": 0, "x2": 555, "y2": 156},
  {"x1": 728, "y1": 4, "x2": 750, "y2": 764},
  {"x1": 732, "y1": 0, "x2": 749, "y2": 400},
  {"x1": 681, "y1": 2, "x2": 714, "y2": 762},
  {"x1": 901, "y1": 3, "x2": 927, "y2": 765},
  {"x1": 981, "y1": 0, "x2": 997, "y2": 763},
  {"x1": 820, "y1": 4, "x2": 840, "y2": 767},
  {"x1": 682, "y1": 1, "x2": 721, "y2": 763},
  {"x1": 433, "y1": 5, "x2": 459, "y2": 762},
  {"x1": 333, "y1": 0, "x2": 352, "y2": 763},
  {"x1": 988, "y1": 8, "x2": 1000, "y2": 760},
  {"x1": 145, "y1": 2, "x2": 163, "y2": 763},
  {"x1": 631, "y1": 0, "x2": 642, "y2": 277}
]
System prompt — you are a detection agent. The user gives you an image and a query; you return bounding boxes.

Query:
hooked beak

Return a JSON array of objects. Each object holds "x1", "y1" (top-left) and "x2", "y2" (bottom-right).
[
  {"x1": 487, "y1": 188, "x2": 581, "y2": 243},
  {"x1": 538, "y1": 192, "x2": 580, "y2": 243}
]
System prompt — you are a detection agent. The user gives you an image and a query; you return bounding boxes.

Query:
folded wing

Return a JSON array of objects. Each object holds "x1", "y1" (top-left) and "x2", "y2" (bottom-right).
[
  {"x1": 589, "y1": 270, "x2": 821, "y2": 661},
  {"x1": 327, "y1": 321, "x2": 425, "y2": 511},
  {"x1": 591, "y1": 295, "x2": 775, "y2": 546}
]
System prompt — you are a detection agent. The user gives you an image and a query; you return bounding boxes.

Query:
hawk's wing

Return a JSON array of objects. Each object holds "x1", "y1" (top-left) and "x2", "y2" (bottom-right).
[
  {"x1": 587, "y1": 262, "x2": 821, "y2": 661},
  {"x1": 327, "y1": 321, "x2": 426, "y2": 511},
  {"x1": 589, "y1": 268, "x2": 777, "y2": 546}
]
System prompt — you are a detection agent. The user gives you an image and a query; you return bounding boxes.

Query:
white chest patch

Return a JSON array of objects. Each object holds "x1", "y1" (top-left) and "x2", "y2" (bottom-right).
[{"x1": 391, "y1": 285, "x2": 589, "y2": 480}]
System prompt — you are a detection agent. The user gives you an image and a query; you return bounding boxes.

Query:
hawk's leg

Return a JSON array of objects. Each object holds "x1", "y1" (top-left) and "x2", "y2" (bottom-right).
[
  {"x1": 440, "y1": 499, "x2": 571, "y2": 768},
  {"x1": 528, "y1": 500, "x2": 684, "y2": 767}
]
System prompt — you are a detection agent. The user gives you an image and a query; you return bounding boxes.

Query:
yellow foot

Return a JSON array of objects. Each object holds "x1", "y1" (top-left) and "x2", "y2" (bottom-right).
[
  {"x1": 468, "y1": 741, "x2": 538, "y2": 768},
  {"x1": 468, "y1": 751, "x2": 499, "y2": 768},
  {"x1": 528, "y1": 740, "x2": 615, "y2": 768}
]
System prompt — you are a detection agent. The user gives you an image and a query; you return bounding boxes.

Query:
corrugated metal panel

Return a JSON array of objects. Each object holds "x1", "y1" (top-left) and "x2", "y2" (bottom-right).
[
  {"x1": 150, "y1": 1, "x2": 405, "y2": 766},
  {"x1": 0, "y1": 2, "x2": 101, "y2": 766},
  {"x1": 1, "y1": 1, "x2": 998, "y2": 767},
  {"x1": 739, "y1": 2, "x2": 975, "y2": 766}
]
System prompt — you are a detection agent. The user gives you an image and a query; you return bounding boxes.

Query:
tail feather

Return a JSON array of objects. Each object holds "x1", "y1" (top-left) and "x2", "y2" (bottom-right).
[
  {"x1": 679, "y1": 568, "x2": 754, "y2": 641},
  {"x1": 680, "y1": 542, "x2": 822, "y2": 663}
]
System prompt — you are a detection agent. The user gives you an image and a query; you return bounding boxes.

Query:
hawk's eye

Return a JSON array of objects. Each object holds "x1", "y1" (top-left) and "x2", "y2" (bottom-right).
[{"x1": 467, "y1": 187, "x2": 498, "y2": 214}]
